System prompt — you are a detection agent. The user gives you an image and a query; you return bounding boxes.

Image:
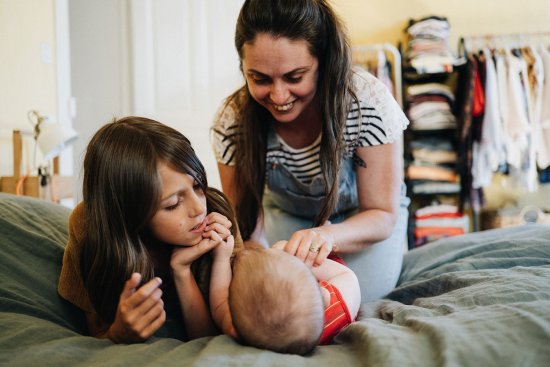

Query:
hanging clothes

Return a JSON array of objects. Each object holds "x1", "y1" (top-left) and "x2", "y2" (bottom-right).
[
  {"x1": 536, "y1": 46, "x2": 550, "y2": 169},
  {"x1": 472, "y1": 49, "x2": 506, "y2": 189}
]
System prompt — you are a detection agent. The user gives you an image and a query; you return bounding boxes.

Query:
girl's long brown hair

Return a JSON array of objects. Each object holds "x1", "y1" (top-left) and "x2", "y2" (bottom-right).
[
  {"x1": 81, "y1": 116, "x2": 236, "y2": 324},
  {"x1": 229, "y1": 0, "x2": 357, "y2": 239}
]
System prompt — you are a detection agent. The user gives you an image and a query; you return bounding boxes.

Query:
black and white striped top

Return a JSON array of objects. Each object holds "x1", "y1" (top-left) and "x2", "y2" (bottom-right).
[{"x1": 212, "y1": 69, "x2": 409, "y2": 184}]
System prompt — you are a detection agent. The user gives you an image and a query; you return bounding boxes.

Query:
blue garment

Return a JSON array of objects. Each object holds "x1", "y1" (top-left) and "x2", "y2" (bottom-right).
[{"x1": 263, "y1": 127, "x2": 410, "y2": 303}]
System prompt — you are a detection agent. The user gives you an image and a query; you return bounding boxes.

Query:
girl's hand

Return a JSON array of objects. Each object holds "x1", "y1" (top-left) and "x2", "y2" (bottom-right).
[
  {"x1": 212, "y1": 234, "x2": 235, "y2": 262},
  {"x1": 170, "y1": 211, "x2": 232, "y2": 273},
  {"x1": 204, "y1": 211, "x2": 233, "y2": 261},
  {"x1": 204, "y1": 212, "x2": 232, "y2": 241},
  {"x1": 107, "y1": 273, "x2": 166, "y2": 343},
  {"x1": 170, "y1": 235, "x2": 222, "y2": 273},
  {"x1": 279, "y1": 228, "x2": 334, "y2": 267}
]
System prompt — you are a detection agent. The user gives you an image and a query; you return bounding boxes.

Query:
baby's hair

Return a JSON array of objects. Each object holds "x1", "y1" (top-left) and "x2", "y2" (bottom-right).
[{"x1": 229, "y1": 249, "x2": 324, "y2": 355}]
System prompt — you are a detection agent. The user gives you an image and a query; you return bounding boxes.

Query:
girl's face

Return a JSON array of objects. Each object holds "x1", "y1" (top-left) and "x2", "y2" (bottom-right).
[
  {"x1": 242, "y1": 33, "x2": 319, "y2": 124},
  {"x1": 149, "y1": 163, "x2": 207, "y2": 246}
]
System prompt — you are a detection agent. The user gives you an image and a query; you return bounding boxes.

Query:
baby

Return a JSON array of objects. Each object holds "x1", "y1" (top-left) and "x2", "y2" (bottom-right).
[{"x1": 228, "y1": 241, "x2": 360, "y2": 355}]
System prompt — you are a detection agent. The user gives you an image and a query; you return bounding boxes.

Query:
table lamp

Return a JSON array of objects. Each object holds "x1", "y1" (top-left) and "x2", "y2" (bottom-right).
[{"x1": 28, "y1": 110, "x2": 79, "y2": 161}]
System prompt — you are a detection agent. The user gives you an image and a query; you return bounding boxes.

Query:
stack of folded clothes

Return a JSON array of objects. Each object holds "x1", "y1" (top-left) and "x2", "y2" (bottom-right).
[
  {"x1": 414, "y1": 203, "x2": 470, "y2": 247},
  {"x1": 407, "y1": 137, "x2": 460, "y2": 195},
  {"x1": 406, "y1": 83, "x2": 456, "y2": 130},
  {"x1": 404, "y1": 16, "x2": 456, "y2": 74}
]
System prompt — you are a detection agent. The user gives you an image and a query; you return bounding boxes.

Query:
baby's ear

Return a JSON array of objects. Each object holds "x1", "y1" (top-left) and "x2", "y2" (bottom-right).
[{"x1": 272, "y1": 240, "x2": 287, "y2": 250}]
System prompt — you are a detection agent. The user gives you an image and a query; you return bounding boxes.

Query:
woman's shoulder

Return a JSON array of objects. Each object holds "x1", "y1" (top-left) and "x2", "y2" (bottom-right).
[
  {"x1": 345, "y1": 66, "x2": 409, "y2": 146},
  {"x1": 212, "y1": 89, "x2": 247, "y2": 165},
  {"x1": 212, "y1": 89, "x2": 246, "y2": 130},
  {"x1": 351, "y1": 66, "x2": 395, "y2": 104}
]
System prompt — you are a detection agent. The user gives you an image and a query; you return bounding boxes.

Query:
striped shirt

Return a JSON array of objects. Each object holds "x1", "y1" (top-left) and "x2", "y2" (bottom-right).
[{"x1": 212, "y1": 69, "x2": 409, "y2": 184}]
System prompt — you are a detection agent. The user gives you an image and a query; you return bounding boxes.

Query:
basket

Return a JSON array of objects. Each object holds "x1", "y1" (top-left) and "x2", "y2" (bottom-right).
[{"x1": 480, "y1": 205, "x2": 550, "y2": 230}]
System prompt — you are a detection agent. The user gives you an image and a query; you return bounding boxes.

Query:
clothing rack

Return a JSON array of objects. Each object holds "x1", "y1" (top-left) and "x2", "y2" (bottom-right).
[
  {"x1": 352, "y1": 43, "x2": 403, "y2": 107},
  {"x1": 454, "y1": 31, "x2": 550, "y2": 231},
  {"x1": 459, "y1": 31, "x2": 550, "y2": 55}
]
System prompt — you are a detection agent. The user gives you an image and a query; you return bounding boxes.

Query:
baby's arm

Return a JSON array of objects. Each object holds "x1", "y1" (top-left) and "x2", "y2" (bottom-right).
[{"x1": 310, "y1": 258, "x2": 361, "y2": 320}]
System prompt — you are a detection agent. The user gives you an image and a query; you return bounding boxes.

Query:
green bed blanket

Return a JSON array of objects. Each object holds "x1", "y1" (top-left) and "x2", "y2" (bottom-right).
[{"x1": 1, "y1": 193, "x2": 550, "y2": 366}]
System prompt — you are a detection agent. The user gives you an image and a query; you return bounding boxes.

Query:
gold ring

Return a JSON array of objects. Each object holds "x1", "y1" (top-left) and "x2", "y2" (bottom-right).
[{"x1": 309, "y1": 244, "x2": 321, "y2": 253}]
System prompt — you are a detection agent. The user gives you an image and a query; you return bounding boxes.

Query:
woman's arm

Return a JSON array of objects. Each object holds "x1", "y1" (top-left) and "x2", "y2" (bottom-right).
[
  {"x1": 217, "y1": 162, "x2": 268, "y2": 249},
  {"x1": 281, "y1": 142, "x2": 402, "y2": 264},
  {"x1": 317, "y1": 142, "x2": 402, "y2": 253}
]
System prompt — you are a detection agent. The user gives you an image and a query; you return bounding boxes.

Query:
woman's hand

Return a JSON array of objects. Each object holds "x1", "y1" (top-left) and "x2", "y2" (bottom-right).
[
  {"x1": 107, "y1": 273, "x2": 166, "y2": 343},
  {"x1": 274, "y1": 227, "x2": 335, "y2": 267}
]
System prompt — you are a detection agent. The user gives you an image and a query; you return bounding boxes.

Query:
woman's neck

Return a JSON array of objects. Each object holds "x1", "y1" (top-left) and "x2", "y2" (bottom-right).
[{"x1": 274, "y1": 101, "x2": 322, "y2": 149}]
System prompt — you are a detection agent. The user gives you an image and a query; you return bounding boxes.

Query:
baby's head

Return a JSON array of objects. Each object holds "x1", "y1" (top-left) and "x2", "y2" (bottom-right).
[{"x1": 229, "y1": 248, "x2": 324, "y2": 355}]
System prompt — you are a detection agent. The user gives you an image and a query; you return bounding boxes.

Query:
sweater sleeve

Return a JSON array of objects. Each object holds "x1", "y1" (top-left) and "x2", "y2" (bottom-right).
[{"x1": 58, "y1": 202, "x2": 95, "y2": 313}]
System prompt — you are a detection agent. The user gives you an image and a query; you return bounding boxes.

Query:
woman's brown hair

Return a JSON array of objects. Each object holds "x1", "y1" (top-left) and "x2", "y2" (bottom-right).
[
  {"x1": 228, "y1": 0, "x2": 357, "y2": 239},
  {"x1": 81, "y1": 116, "x2": 236, "y2": 324}
]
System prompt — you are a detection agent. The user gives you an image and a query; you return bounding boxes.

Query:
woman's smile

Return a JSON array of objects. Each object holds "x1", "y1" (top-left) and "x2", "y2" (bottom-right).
[{"x1": 272, "y1": 100, "x2": 295, "y2": 112}]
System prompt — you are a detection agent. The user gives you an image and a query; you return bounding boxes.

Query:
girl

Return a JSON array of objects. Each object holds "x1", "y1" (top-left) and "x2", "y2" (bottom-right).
[
  {"x1": 58, "y1": 116, "x2": 240, "y2": 343},
  {"x1": 212, "y1": 0, "x2": 410, "y2": 303}
]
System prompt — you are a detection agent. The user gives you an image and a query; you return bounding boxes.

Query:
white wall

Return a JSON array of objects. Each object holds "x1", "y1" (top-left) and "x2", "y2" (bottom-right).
[
  {"x1": 69, "y1": 0, "x2": 244, "y2": 198},
  {"x1": 128, "y1": 0, "x2": 243, "y2": 190},
  {"x1": 0, "y1": 0, "x2": 55, "y2": 176}
]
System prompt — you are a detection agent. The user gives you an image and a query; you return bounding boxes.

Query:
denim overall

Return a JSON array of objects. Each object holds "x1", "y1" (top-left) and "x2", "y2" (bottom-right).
[{"x1": 263, "y1": 127, "x2": 410, "y2": 302}]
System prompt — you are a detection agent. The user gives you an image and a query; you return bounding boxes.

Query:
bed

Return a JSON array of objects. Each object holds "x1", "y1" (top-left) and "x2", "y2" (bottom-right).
[{"x1": 1, "y1": 192, "x2": 549, "y2": 366}]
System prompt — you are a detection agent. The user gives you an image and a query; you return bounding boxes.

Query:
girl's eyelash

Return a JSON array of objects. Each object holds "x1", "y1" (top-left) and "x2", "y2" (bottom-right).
[
  {"x1": 165, "y1": 202, "x2": 179, "y2": 211},
  {"x1": 165, "y1": 197, "x2": 184, "y2": 211}
]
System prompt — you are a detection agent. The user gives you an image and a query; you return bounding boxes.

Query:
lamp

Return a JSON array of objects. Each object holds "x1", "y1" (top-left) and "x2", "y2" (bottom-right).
[
  {"x1": 0, "y1": 111, "x2": 78, "y2": 201},
  {"x1": 28, "y1": 110, "x2": 79, "y2": 161}
]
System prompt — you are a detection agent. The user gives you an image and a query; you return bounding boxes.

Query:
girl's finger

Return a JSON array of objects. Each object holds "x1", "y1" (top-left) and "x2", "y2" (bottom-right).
[
  {"x1": 140, "y1": 307, "x2": 166, "y2": 339},
  {"x1": 204, "y1": 222, "x2": 231, "y2": 238},
  {"x1": 125, "y1": 277, "x2": 162, "y2": 308},
  {"x1": 134, "y1": 300, "x2": 166, "y2": 339},
  {"x1": 202, "y1": 230, "x2": 223, "y2": 245},
  {"x1": 134, "y1": 288, "x2": 163, "y2": 315},
  {"x1": 119, "y1": 273, "x2": 142, "y2": 301},
  {"x1": 206, "y1": 212, "x2": 231, "y2": 228}
]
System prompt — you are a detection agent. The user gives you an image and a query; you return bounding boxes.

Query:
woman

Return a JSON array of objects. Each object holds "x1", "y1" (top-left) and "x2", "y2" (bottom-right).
[{"x1": 212, "y1": 0, "x2": 410, "y2": 302}]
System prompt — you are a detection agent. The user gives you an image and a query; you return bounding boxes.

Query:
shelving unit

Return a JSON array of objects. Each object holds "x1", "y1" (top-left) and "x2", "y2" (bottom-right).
[{"x1": 401, "y1": 16, "x2": 469, "y2": 249}]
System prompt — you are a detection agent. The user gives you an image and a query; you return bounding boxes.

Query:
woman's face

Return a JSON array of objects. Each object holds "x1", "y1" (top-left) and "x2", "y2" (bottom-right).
[
  {"x1": 149, "y1": 163, "x2": 207, "y2": 246},
  {"x1": 242, "y1": 33, "x2": 319, "y2": 124}
]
